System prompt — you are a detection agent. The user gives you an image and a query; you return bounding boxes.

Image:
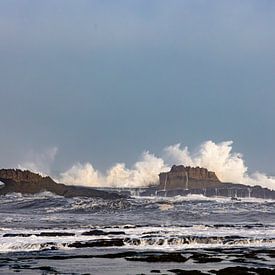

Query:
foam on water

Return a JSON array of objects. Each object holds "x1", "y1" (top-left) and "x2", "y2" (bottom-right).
[
  {"x1": 0, "y1": 224, "x2": 274, "y2": 253},
  {"x1": 132, "y1": 194, "x2": 275, "y2": 204},
  {"x1": 0, "y1": 192, "x2": 274, "y2": 254}
]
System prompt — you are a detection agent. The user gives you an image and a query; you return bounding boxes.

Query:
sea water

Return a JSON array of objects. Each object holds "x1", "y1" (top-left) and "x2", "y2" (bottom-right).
[{"x1": 0, "y1": 192, "x2": 274, "y2": 274}]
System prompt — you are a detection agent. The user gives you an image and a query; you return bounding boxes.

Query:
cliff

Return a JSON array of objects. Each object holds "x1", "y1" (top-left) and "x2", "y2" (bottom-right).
[
  {"x1": 159, "y1": 165, "x2": 221, "y2": 190},
  {"x1": 0, "y1": 169, "x2": 124, "y2": 199},
  {"x1": 155, "y1": 165, "x2": 275, "y2": 199}
]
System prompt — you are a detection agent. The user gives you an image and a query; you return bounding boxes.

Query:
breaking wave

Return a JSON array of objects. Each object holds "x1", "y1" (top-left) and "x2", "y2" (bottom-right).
[
  {"x1": 56, "y1": 140, "x2": 275, "y2": 190},
  {"x1": 1, "y1": 224, "x2": 275, "y2": 253}
]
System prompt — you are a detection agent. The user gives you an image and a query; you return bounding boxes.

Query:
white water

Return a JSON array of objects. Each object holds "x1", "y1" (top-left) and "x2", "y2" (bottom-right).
[
  {"x1": 21, "y1": 140, "x2": 275, "y2": 190},
  {"x1": 59, "y1": 140, "x2": 275, "y2": 190},
  {"x1": 1, "y1": 224, "x2": 274, "y2": 253},
  {"x1": 132, "y1": 194, "x2": 275, "y2": 204}
]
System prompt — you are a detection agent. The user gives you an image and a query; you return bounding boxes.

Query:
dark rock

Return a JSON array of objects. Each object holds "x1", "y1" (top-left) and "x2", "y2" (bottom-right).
[
  {"x1": 159, "y1": 165, "x2": 220, "y2": 190},
  {"x1": 0, "y1": 169, "x2": 125, "y2": 199},
  {"x1": 267, "y1": 250, "x2": 275, "y2": 258},
  {"x1": 126, "y1": 252, "x2": 188, "y2": 262},
  {"x1": 169, "y1": 269, "x2": 207, "y2": 275},
  {"x1": 3, "y1": 232, "x2": 75, "y2": 237},
  {"x1": 3, "y1": 233, "x2": 33, "y2": 237},
  {"x1": 155, "y1": 165, "x2": 275, "y2": 199},
  {"x1": 81, "y1": 230, "x2": 125, "y2": 236},
  {"x1": 191, "y1": 253, "x2": 223, "y2": 263},
  {"x1": 39, "y1": 232, "x2": 75, "y2": 237},
  {"x1": 68, "y1": 239, "x2": 124, "y2": 248}
]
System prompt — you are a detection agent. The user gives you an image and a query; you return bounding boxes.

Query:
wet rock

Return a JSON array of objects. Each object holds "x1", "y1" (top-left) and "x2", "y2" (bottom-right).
[
  {"x1": 3, "y1": 232, "x2": 75, "y2": 237},
  {"x1": 191, "y1": 253, "x2": 223, "y2": 263},
  {"x1": 126, "y1": 252, "x2": 188, "y2": 262},
  {"x1": 81, "y1": 229, "x2": 106, "y2": 236},
  {"x1": 39, "y1": 232, "x2": 75, "y2": 237},
  {"x1": 81, "y1": 230, "x2": 125, "y2": 236},
  {"x1": 169, "y1": 269, "x2": 207, "y2": 275},
  {"x1": 156, "y1": 165, "x2": 275, "y2": 199},
  {"x1": 267, "y1": 250, "x2": 275, "y2": 258},
  {"x1": 68, "y1": 238, "x2": 124, "y2": 248},
  {"x1": 3, "y1": 233, "x2": 33, "y2": 237},
  {"x1": 159, "y1": 165, "x2": 220, "y2": 191}
]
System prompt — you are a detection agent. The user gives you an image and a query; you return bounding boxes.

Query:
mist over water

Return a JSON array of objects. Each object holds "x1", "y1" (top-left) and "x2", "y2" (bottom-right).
[{"x1": 56, "y1": 140, "x2": 275, "y2": 190}]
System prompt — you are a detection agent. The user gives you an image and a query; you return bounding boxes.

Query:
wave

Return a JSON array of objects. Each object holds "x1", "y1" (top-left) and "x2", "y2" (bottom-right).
[
  {"x1": 0, "y1": 192, "x2": 274, "y2": 218},
  {"x1": 56, "y1": 140, "x2": 275, "y2": 190},
  {"x1": 132, "y1": 194, "x2": 275, "y2": 203},
  {"x1": 0, "y1": 192, "x2": 131, "y2": 213},
  {"x1": 1, "y1": 224, "x2": 275, "y2": 253},
  {"x1": 124, "y1": 236, "x2": 275, "y2": 250}
]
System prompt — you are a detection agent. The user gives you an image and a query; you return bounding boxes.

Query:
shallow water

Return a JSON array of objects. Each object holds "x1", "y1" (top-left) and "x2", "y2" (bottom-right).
[{"x1": 0, "y1": 192, "x2": 274, "y2": 274}]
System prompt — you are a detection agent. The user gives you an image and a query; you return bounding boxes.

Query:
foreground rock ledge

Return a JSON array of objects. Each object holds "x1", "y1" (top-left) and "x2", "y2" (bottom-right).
[{"x1": 0, "y1": 169, "x2": 124, "y2": 199}]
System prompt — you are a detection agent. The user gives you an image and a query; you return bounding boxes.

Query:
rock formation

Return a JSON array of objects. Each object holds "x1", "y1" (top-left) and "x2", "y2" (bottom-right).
[
  {"x1": 1, "y1": 167, "x2": 275, "y2": 200},
  {"x1": 0, "y1": 169, "x2": 45, "y2": 184},
  {"x1": 0, "y1": 169, "x2": 124, "y2": 199},
  {"x1": 159, "y1": 165, "x2": 221, "y2": 190},
  {"x1": 146, "y1": 165, "x2": 275, "y2": 199}
]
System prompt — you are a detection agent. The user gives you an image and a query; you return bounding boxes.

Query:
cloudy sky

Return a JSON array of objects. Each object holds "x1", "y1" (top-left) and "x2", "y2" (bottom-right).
[{"x1": 1, "y1": 0, "x2": 275, "y2": 178}]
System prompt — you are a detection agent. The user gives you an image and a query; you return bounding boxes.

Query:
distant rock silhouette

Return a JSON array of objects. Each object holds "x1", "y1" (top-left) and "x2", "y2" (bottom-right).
[{"x1": 0, "y1": 169, "x2": 124, "y2": 199}]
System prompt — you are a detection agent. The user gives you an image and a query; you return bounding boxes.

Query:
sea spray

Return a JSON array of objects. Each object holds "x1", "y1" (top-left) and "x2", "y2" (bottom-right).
[{"x1": 58, "y1": 140, "x2": 275, "y2": 190}]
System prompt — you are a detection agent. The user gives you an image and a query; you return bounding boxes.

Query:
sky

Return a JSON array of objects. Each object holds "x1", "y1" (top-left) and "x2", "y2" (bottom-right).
[{"x1": 1, "y1": 0, "x2": 275, "y2": 183}]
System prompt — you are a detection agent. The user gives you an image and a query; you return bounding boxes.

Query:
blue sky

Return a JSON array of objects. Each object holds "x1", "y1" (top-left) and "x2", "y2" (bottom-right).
[{"x1": 1, "y1": 0, "x2": 275, "y2": 175}]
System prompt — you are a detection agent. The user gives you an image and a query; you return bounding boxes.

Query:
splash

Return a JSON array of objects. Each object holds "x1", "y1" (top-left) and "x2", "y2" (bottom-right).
[
  {"x1": 164, "y1": 141, "x2": 275, "y2": 190},
  {"x1": 59, "y1": 163, "x2": 103, "y2": 186},
  {"x1": 60, "y1": 152, "x2": 169, "y2": 188},
  {"x1": 164, "y1": 141, "x2": 246, "y2": 183},
  {"x1": 22, "y1": 141, "x2": 275, "y2": 190},
  {"x1": 18, "y1": 147, "x2": 58, "y2": 176}
]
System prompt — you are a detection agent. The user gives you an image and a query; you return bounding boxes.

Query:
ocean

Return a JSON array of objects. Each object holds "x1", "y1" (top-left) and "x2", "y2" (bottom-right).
[{"x1": 0, "y1": 192, "x2": 274, "y2": 274}]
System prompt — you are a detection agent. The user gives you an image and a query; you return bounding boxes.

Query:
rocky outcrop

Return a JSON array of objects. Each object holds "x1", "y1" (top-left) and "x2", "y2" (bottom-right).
[
  {"x1": 0, "y1": 169, "x2": 124, "y2": 199},
  {"x1": 171, "y1": 165, "x2": 219, "y2": 181},
  {"x1": 0, "y1": 169, "x2": 45, "y2": 184},
  {"x1": 155, "y1": 165, "x2": 275, "y2": 199},
  {"x1": 159, "y1": 165, "x2": 221, "y2": 190}
]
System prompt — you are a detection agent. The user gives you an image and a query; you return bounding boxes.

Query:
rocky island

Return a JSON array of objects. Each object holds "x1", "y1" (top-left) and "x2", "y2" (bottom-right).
[
  {"x1": 0, "y1": 169, "x2": 123, "y2": 199},
  {"x1": 1, "y1": 166, "x2": 275, "y2": 200},
  {"x1": 141, "y1": 165, "x2": 275, "y2": 199}
]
